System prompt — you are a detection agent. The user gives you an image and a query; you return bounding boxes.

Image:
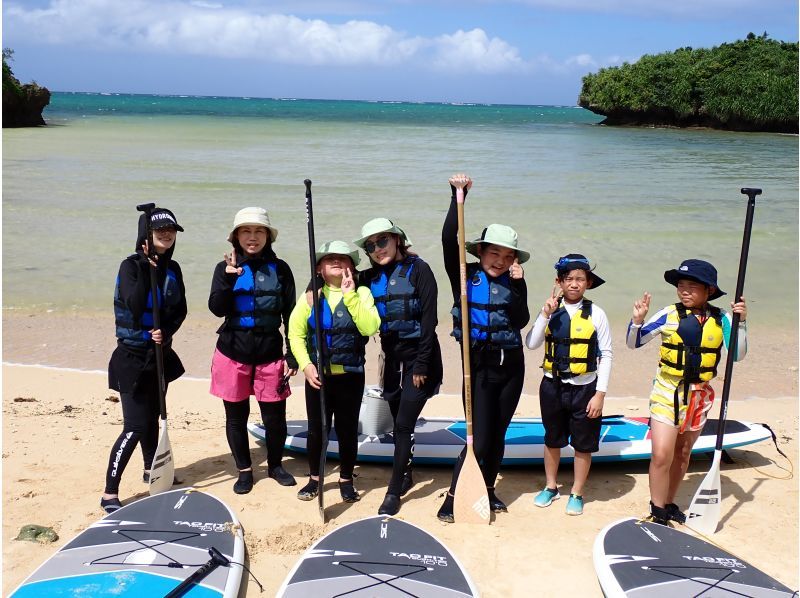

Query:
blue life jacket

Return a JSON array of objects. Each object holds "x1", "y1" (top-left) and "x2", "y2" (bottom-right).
[
  {"x1": 227, "y1": 262, "x2": 283, "y2": 331},
  {"x1": 307, "y1": 295, "x2": 367, "y2": 373},
  {"x1": 114, "y1": 266, "x2": 181, "y2": 347},
  {"x1": 451, "y1": 265, "x2": 522, "y2": 350},
  {"x1": 369, "y1": 257, "x2": 422, "y2": 340}
]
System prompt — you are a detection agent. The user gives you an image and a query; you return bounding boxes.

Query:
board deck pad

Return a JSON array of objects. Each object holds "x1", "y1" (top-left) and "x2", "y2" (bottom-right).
[
  {"x1": 278, "y1": 515, "x2": 479, "y2": 597},
  {"x1": 249, "y1": 416, "x2": 771, "y2": 466},
  {"x1": 593, "y1": 517, "x2": 795, "y2": 597},
  {"x1": 10, "y1": 488, "x2": 245, "y2": 598}
]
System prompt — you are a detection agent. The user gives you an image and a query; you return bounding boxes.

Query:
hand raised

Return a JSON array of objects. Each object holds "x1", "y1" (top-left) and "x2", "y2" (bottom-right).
[
  {"x1": 341, "y1": 267, "x2": 355, "y2": 294},
  {"x1": 448, "y1": 173, "x2": 473, "y2": 191},
  {"x1": 542, "y1": 283, "x2": 562, "y2": 317},
  {"x1": 633, "y1": 292, "x2": 651, "y2": 324},
  {"x1": 224, "y1": 252, "x2": 243, "y2": 275},
  {"x1": 509, "y1": 257, "x2": 524, "y2": 280}
]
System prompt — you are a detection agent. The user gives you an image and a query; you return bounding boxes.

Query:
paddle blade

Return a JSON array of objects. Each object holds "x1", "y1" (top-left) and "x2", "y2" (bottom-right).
[
  {"x1": 149, "y1": 419, "x2": 175, "y2": 496},
  {"x1": 454, "y1": 447, "x2": 490, "y2": 524},
  {"x1": 686, "y1": 450, "x2": 722, "y2": 535}
]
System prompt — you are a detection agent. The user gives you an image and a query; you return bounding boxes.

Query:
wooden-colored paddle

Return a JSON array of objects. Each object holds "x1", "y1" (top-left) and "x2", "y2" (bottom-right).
[{"x1": 452, "y1": 183, "x2": 491, "y2": 525}]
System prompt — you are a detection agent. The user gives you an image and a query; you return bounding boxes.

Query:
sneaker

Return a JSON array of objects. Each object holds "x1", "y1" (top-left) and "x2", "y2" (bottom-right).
[
  {"x1": 297, "y1": 478, "x2": 319, "y2": 501},
  {"x1": 338, "y1": 480, "x2": 360, "y2": 503},
  {"x1": 268, "y1": 465, "x2": 297, "y2": 487},
  {"x1": 378, "y1": 493, "x2": 401, "y2": 516},
  {"x1": 437, "y1": 494, "x2": 455, "y2": 523},
  {"x1": 533, "y1": 487, "x2": 560, "y2": 508},
  {"x1": 100, "y1": 497, "x2": 122, "y2": 514},
  {"x1": 487, "y1": 488, "x2": 508, "y2": 513},
  {"x1": 400, "y1": 471, "x2": 414, "y2": 497},
  {"x1": 233, "y1": 471, "x2": 254, "y2": 495},
  {"x1": 666, "y1": 503, "x2": 686, "y2": 524},
  {"x1": 566, "y1": 494, "x2": 584, "y2": 516}
]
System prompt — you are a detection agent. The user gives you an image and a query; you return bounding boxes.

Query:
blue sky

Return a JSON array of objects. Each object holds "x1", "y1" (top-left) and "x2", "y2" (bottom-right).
[{"x1": 4, "y1": 0, "x2": 798, "y2": 105}]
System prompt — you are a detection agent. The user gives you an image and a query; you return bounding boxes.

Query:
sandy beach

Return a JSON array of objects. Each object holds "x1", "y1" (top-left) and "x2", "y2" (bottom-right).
[{"x1": 3, "y1": 311, "x2": 798, "y2": 595}]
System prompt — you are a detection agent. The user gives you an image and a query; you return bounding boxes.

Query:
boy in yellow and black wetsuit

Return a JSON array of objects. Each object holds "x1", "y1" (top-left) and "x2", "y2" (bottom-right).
[
  {"x1": 627, "y1": 259, "x2": 748, "y2": 525},
  {"x1": 526, "y1": 254, "x2": 612, "y2": 516}
]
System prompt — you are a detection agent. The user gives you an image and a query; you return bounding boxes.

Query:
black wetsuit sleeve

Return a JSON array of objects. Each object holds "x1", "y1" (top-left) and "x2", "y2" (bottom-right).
[
  {"x1": 411, "y1": 260, "x2": 439, "y2": 377},
  {"x1": 208, "y1": 260, "x2": 237, "y2": 317},
  {"x1": 278, "y1": 260, "x2": 299, "y2": 370},
  {"x1": 509, "y1": 278, "x2": 530, "y2": 331},
  {"x1": 117, "y1": 256, "x2": 151, "y2": 320},
  {"x1": 161, "y1": 261, "x2": 187, "y2": 341},
  {"x1": 441, "y1": 193, "x2": 462, "y2": 304}
]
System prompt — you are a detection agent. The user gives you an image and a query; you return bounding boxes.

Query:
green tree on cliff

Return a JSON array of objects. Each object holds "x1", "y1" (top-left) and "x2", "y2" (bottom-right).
[{"x1": 579, "y1": 35, "x2": 798, "y2": 133}]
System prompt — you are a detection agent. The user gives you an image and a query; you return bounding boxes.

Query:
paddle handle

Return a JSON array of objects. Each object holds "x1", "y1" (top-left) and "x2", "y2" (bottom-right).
[
  {"x1": 455, "y1": 187, "x2": 474, "y2": 441},
  {"x1": 164, "y1": 547, "x2": 229, "y2": 598},
  {"x1": 713, "y1": 188, "x2": 759, "y2": 449}
]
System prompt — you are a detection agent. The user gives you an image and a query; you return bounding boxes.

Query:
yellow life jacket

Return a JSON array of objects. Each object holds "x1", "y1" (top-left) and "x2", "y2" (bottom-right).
[
  {"x1": 658, "y1": 303, "x2": 724, "y2": 382},
  {"x1": 543, "y1": 299, "x2": 597, "y2": 378}
]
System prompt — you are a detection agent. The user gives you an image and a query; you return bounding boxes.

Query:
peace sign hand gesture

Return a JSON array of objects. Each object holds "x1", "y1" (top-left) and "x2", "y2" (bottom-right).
[
  {"x1": 632, "y1": 292, "x2": 651, "y2": 325},
  {"x1": 224, "y1": 252, "x2": 243, "y2": 276},
  {"x1": 341, "y1": 267, "x2": 355, "y2": 294},
  {"x1": 509, "y1": 257, "x2": 524, "y2": 280},
  {"x1": 542, "y1": 284, "x2": 562, "y2": 317}
]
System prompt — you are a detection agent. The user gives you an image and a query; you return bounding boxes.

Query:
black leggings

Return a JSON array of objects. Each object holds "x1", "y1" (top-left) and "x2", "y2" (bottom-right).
[
  {"x1": 305, "y1": 372, "x2": 365, "y2": 480},
  {"x1": 383, "y1": 356, "x2": 438, "y2": 496},
  {"x1": 448, "y1": 352, "x2": 525, "y2": 492},
  {"x1": 104, "y1": 372, "x2": 162, "y2": 494},
  {"x1": 223, "y1": 399, "x2": 288, "y2": 471}
]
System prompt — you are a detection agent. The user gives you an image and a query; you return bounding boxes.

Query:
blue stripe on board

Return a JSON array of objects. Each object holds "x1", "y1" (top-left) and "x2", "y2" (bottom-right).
[{"x1": 11, "y1": 571, "x2": 222, "y2": 598}]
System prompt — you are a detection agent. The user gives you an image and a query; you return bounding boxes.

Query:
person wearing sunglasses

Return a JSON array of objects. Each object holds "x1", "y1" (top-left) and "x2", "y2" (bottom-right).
[
  {"x1": 354, "y1": 219, "x2": 444, "y2": 516},
  {"x1": 437, "y1": 173, "x2": 531, "y2": 523},
  {"x1": 208, "y1": 207, "x2": 299, "y2": 495}
]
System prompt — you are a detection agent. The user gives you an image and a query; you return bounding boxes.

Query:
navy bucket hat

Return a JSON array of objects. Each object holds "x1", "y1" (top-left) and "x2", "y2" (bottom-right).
[
  {"x1": 554, "y1": 253, "x2": 605, "y2": 288},
  {"x1": 663, "y1": 259, "x2": 725, "y2": 300}
]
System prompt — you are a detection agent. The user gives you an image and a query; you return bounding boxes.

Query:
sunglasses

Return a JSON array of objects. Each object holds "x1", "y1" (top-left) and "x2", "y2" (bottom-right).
[
  {"x1": 365, "y1": 235, "x2": 391, "y2": 254},
  {"x1": 277, "y1": 374, "x2": 291, "y2": 394}
]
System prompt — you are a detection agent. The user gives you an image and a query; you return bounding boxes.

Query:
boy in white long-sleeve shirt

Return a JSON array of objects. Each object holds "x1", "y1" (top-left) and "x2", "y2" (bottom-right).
[{"x1": 526, "y1": 254, "x2": 613, "y2": 516}]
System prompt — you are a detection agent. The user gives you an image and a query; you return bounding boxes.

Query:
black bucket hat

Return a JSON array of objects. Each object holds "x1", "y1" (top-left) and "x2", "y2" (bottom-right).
[
  {"x1": 663, "y1": 259, "x2": 725, "y2": 300},
  {"x1": 150, "y1": 207, "x2": 184, "y2": 232},
  {"x1": 554, "y1": 253, "x2": 605, "y2": 288}
]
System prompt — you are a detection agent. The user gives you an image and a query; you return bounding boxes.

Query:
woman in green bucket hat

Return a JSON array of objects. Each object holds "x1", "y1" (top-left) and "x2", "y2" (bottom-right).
[
  {"x1": 437, "y1": 173, "x2": 531, "y2": 523},
  {"x1": 287, "y1": 240, "x2": 381, "y2": 504},
  {"x1": 354, "y1": 218, "x2": 444, "y2": 516}
]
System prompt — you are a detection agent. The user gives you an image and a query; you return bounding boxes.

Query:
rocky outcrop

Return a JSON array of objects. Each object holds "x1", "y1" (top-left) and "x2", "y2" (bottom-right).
[{"x1": 3, "y1": 77, "x2": 50, "y2": 127}]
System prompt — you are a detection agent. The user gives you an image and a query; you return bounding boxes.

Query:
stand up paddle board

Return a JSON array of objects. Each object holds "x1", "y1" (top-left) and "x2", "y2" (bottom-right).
[
  {"x1": 248, "y1": 416, "x2": 771, "y2": 466},
  {"x1": 10, "y1": 488, "x2": 245, "y2": 597},
  {"x1": 593, "y1": 517, "x2": 796, "y2": 597},
  {"x1": 278, "y1": 515, "x2": 479, "y2": 597}
]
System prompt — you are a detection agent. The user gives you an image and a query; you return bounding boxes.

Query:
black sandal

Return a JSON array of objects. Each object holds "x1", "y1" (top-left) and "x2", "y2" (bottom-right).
[
  {"x1": 338, "y1": 480, "x2": 360, "y2": 503},
  {"x1": 297, "y1": 478, "x2": 319, "y2": 501}
]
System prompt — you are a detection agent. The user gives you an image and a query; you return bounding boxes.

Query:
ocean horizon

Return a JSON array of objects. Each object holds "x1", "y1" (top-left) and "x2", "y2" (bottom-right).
[{"x1": 4, "y1": 91, "x2": 797, "y2": 328}]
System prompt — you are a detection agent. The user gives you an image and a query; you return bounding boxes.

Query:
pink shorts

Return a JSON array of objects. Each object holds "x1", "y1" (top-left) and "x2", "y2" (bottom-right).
[{"x1": 210, "y1": 349, "x2": 291, "y2": 403}]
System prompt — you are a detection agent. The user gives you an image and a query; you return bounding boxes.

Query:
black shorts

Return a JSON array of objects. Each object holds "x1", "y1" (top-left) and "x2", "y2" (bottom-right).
[{"x1": 539, "y1": 376, "x2": 602, "y2": 453}]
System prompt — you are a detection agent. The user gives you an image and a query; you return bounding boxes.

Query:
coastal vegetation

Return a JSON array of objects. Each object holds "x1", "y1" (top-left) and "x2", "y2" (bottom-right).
[
  {"x1": 3, "y1": 48, "x2": 51, "y2": 127},
  {"x1": 578, "y1": 34, "x2": 798, "y2": 133}
]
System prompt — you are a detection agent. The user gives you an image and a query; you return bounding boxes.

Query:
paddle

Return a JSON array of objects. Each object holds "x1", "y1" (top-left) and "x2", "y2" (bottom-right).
[
  {"x1": 452, "y1": 183, "x2": 491, "y2": 525},
  {"x1": 304, "y1": 179, "x2": 328, "y2": 523},
  {"x1": 164, "y1": 547, "x2": 230, "y2": 598},
  {"x1": 686, "y1": 187, "x2": 760, "y2": 535},
  {"x1": 136, "y1": 203, "x2": 175, "y2": 496}
]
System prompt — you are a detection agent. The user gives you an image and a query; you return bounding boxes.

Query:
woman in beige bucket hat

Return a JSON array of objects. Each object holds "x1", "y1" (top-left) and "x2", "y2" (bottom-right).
[
  {"x1": 354, "y1": 217, "x2": 444, "y2": 516},
  {"x1": 437, "y1": 173, "x2": 531, "y2": 523},
  {"x1": 208, "y1": 207, "x2": 299, "y2": 494}
]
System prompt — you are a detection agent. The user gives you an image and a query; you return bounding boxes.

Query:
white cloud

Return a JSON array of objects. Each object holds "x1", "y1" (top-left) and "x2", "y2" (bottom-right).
[
  {"x1": 503, "y1": 0, "x2": 779, "y2": 18},
  {"x1": 4, "y1": 0, "x2": 611, "y2": 74}
]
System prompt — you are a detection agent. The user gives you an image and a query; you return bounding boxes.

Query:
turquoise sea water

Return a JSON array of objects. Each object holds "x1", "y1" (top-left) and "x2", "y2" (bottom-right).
[{"x1": 3, "y1": 92, "x2": 798, "y2": 327}]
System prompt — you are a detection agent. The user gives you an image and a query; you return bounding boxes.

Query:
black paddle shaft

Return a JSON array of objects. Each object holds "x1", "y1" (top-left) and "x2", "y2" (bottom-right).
[
  {"x1": 713, "y1": 187, "x2": 760, "y2": 450},
  {"x1": 163, "y1": 547, "x2": 230, "y2": 598},
  {"x1": 304, "y1": 180, "x2": 328, "y2": 520},
  {"x1": 135, "y1": 203, "x2": 168, "y2": 420}
]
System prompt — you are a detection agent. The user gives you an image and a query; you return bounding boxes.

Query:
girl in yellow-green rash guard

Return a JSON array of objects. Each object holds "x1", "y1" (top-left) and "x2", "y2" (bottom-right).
[{"x1": 287, "y1": 240, "x2": 380, "y2": 505}]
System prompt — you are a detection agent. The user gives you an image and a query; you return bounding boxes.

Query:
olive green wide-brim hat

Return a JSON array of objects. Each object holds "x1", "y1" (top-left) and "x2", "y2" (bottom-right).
[
  {"x1": 466, "y1": 223, "x2": 530, "y2": 264},
  {"x1": 315, "y1": 240, "x2": 361, "y2": 267},
  {"x1": 353, "y1": 217, "x2": 413, "y2": 249},
  {"x1": 227, "y1": 207, "x2": 279, "y2": 243}
]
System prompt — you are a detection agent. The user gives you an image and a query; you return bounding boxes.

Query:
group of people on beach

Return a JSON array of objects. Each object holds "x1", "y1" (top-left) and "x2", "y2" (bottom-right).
[{"x1": 101, "y1": 173, "x2": 748, "y2": 527}]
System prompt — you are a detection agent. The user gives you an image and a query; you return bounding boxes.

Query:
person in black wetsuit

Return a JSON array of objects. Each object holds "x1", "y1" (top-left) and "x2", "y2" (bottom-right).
[
  {"x1": 102, "y1": 207, "x2": 186, "y2": 514},
  {"x1": 208, "y1": 207, "x2": 299, "y2": 495},
  {"x1": 354, "y1": 218, "x2": 443, "y2": 516},
  {"x1": 437, "y1": 173, "x2": 531, "y2": 523}
]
